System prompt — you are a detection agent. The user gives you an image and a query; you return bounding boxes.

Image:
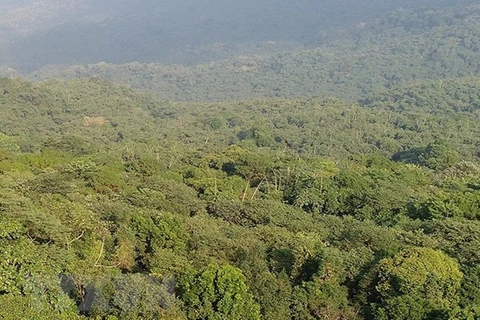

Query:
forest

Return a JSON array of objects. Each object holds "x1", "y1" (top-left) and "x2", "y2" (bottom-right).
[
  {"x1": 0, "y1": 1, "x2": 480, "y2": 320},
  {"x1": 23, "y1": 3, "x2": 480, "y2": 102},
  {"x1": 0, "y1": 76, "x2": 479, "y2": 319}
]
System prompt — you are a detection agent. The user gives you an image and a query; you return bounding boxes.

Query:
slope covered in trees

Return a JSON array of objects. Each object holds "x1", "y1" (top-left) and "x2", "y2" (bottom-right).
[
  {"x1": 0, "y1": 77, "x2": 479, "y2": 319},
  {"x1": 2, "y1": 77, "x2": 479, "y2": 159},
  {"x1": 24, "y1": 4, "x2": 480, "y2": 102},
  {"x1": 1, "y1": 3, "x2": 480, "y2": 319},
  {"x1": 0, "y1": 0, "x2": 477, "y2": 72}
]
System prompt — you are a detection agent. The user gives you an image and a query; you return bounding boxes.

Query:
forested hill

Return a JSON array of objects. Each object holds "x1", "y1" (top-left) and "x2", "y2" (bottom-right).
[
  {"x1": 1, "y1": 77, "x2": 479, "y2": 160},
  {"x1": 0, "y1": 0, "x2": 476, "y2": 71},
  {"x1": 361, "y1": 78, "x2": 480, "y2": 113},
  {"x1": 24, "y1": 4, "x2": 480, "y2": 102},
  {"x1": 1, "y1": 1, "x2": 480, "y2": 319},
  {"x1": 0, "y1": 76, "x2": 479, "y2": 319}
]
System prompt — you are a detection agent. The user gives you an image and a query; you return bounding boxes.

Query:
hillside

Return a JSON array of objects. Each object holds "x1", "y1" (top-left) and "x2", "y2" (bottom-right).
[
  {"x1": 26, "y1": 4, "x2": 480, "y2": 102},
  {"x1": 0, "y1": 0, "x2": 477, "y2": 72},
  {"x1": 1, "y1": 1, "x2": 480, "y2": 318},
  {"x1": 0, "y1": 76, "x2": 479, "y2": 319},
  {"x1": 2, "y1": 77, "x2": 479, "y2": 160}
]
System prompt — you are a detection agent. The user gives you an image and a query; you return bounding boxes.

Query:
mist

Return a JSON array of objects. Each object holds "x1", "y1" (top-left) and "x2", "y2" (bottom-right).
[{"x1": 0, "y1": 0, "x2": 476, "y2": 72}]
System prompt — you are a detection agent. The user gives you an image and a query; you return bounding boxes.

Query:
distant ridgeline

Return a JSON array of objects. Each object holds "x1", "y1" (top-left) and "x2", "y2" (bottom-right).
[
  {"x1": 0, "y1": 76, "x2": 479, "y2": 319},
  {"x1": 0, "y1": 77, "x2": 479, "y2": 161},
  {"x1": 14, "y1": 4, "x2": 480, "y2": 102},
  {"x1": 0, "y1": 0, "x2": 477, "y2": 72}
]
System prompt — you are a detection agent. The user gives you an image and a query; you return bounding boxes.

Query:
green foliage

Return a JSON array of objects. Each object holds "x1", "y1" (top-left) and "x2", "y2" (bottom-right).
[
  {"x1": 0, "y1": 133, "x2": 19, "y2": 152},
  {"x1": 90, "y1": 274, "x2": 180, "y2": 320},
  {"x1": 373, "y1": 295, "x2": 427, "y2": 320},
  {"x1": 178, "y1": 264, "x2": 261, "y2": 320},
  {"x1": 375, "y1": 247, "x2": 463, "y2": 316},
  {"x1": 292, "y1": 272, "x2": 355, "y2": 320},
  {"x1": 419, "y1": 142, "x2": 460, "y2": 170},
  {"x1": 0, "y1": 233, "x2": 81, "y2": 319},
  {"x1": 0, "y1": 67, "x2": 479, "y2": 319},
  {"x1": 238, "y1": 122, "x2": 275, "y2": 147}
]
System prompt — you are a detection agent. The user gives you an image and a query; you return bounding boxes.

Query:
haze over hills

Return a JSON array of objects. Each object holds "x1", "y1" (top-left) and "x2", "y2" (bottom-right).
[
  {"x1": 0, "y1": 0, "x2": 478, "y2": 72},
  {"x1": 24, "y1": 3, "x2": 480, "y2": 102}
]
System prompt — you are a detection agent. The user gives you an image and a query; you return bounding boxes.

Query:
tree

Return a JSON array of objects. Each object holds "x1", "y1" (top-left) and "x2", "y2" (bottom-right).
[
  {"x1": 373, "y1": 295, "x2": 427, "y2": 320},
  {"x1": 0, "y1": 222, "x2": 82, "y2": 319},
  {"x1": 178, "y1": 264, "x2": 261, "y2": 320},
  {"x1": 89, "y1": 274, "x2": 181, "y2": 320},
  {"x1": 374, "y1": 247, "x2": 463, "y2": 318},
  {"x1": 419, "y1": 142, "x2": 460, "y2": 170}
]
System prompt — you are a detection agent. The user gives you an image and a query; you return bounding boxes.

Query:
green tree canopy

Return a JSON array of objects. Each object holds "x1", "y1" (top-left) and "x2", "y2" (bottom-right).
[
  {"x1": 178, "y1": 264, "x2": 261, "y2": 320},
  {"x1": 375, "y1": 247, "x2": 463, "y2": 317}
]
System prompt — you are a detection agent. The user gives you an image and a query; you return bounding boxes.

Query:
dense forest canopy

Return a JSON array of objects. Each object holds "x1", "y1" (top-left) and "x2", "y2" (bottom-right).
[
  {"x1": 0, "y1": 1, "x2": 480, "y2": 319},
  {"x1": 0, "y1": 75, "x2": 479, "y2": 319}
]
